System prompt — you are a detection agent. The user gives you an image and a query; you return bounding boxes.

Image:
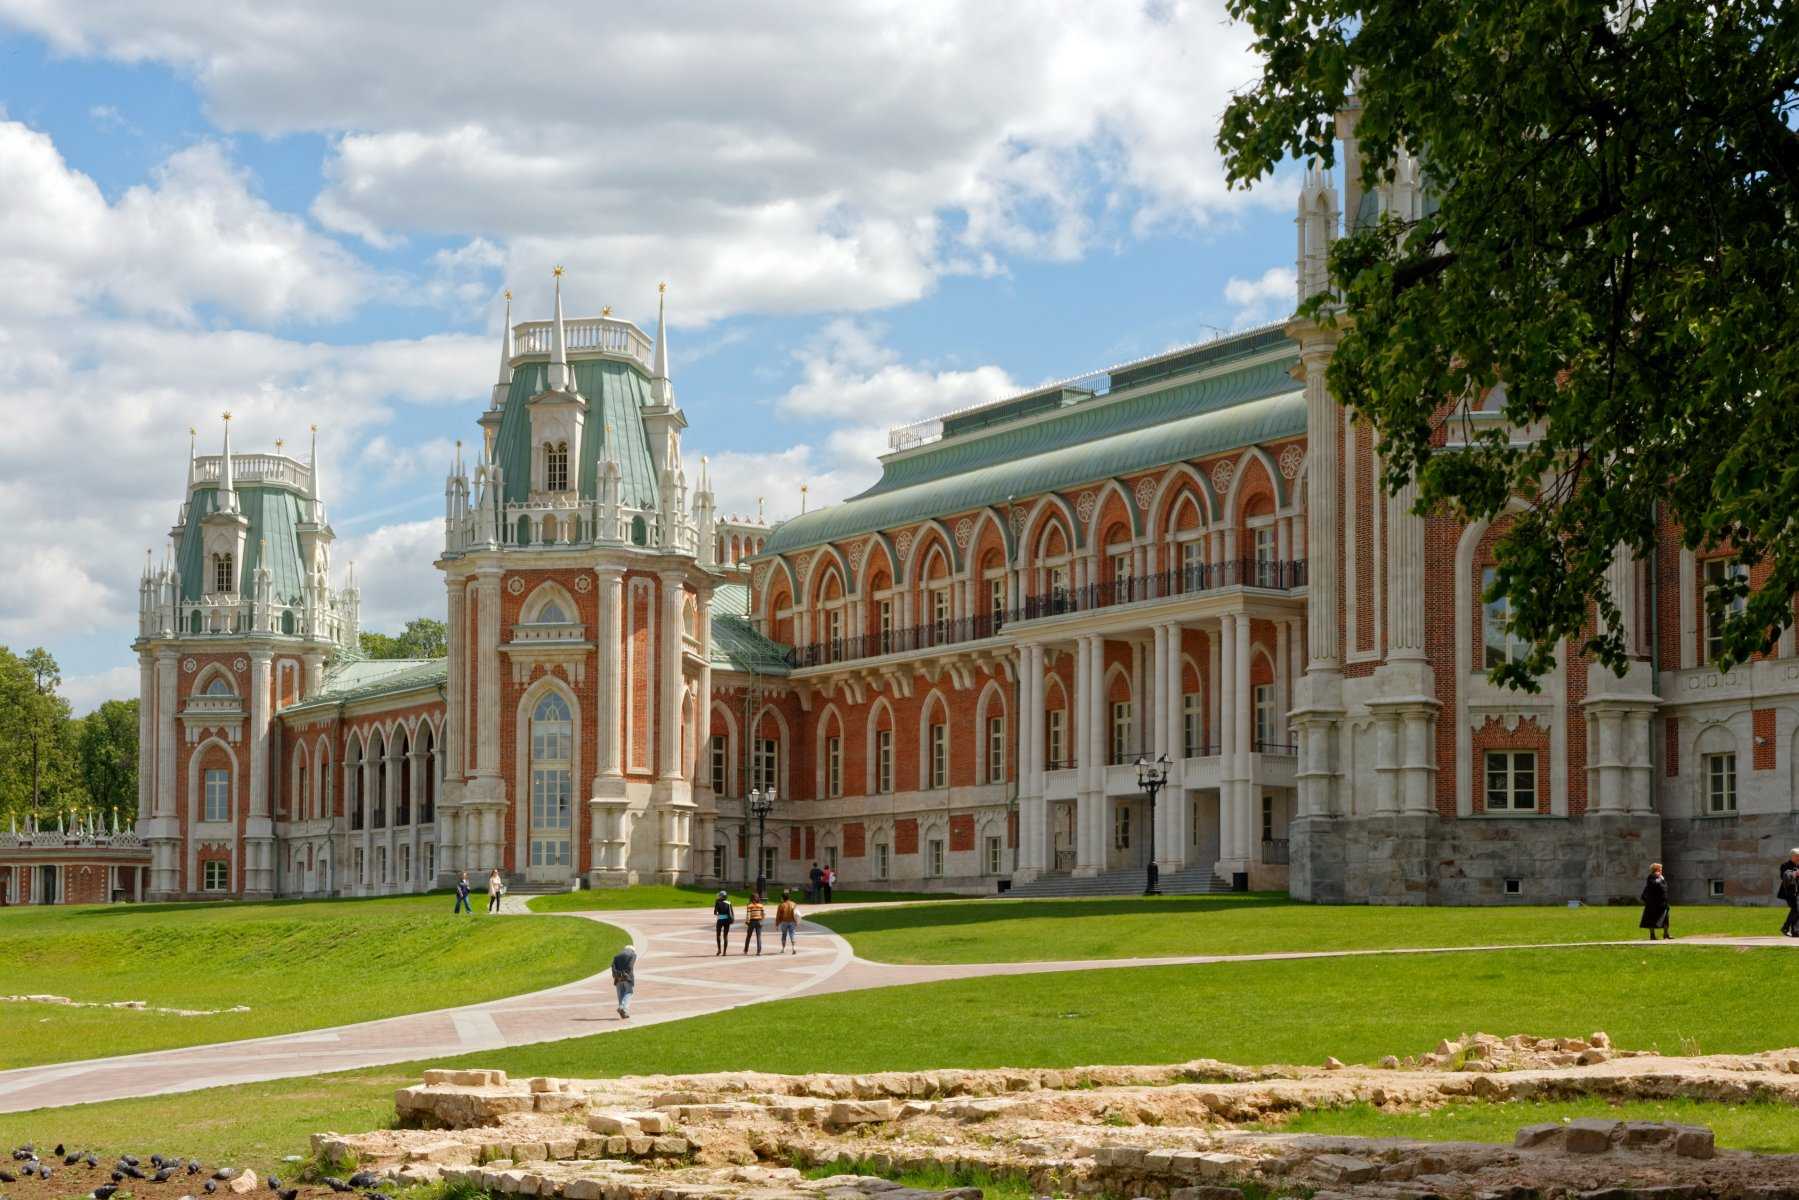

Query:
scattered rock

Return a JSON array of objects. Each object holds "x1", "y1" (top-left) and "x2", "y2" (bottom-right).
[{"x1": 1323, "y1": 1057, "x2": 1345, "y2": 1070}]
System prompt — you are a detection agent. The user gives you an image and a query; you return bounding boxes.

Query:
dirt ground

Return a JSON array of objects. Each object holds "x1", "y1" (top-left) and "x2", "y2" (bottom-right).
[{"x1": 0, "y1": 1152, "x2": 342, "y2": 1200}]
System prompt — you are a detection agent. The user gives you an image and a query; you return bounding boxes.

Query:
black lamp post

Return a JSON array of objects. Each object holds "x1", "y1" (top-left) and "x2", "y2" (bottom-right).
[
  {"x1": 1135, "y1": 753, "x2": 1170, "y2": 895},
  {"x1": 749, "y1": 786, "x2": 776, "y2": 897}
]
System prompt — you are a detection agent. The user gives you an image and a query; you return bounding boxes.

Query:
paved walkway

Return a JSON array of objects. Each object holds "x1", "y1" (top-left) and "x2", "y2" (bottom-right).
[{"x1": 0, "y1": 908, "x2": 1790, "y2": 1115}]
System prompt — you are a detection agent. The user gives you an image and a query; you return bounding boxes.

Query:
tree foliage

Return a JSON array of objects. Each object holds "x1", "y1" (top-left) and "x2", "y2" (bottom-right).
[
  {"x1": 0, "y1": 646, "x2": 87, "y2": 824},
  {"x1": 1218, "y1": 0, "x2": 1799, "y2": 685},
  {"x1": 78, "y1": 699, "x2": 139, "y2": 830},
  {"x1": 359, "y1": 617, "x2": 448, "y2": 660}
]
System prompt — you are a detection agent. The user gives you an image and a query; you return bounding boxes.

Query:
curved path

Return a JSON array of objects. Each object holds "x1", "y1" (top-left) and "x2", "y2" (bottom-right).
[{"x1": 0, "y1": 905, "x2": 1789, "y2": 1115}]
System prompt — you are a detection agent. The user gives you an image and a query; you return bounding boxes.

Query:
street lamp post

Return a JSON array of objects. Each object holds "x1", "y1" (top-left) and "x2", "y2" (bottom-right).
[
  {"x1": 749, "y1": 787, "x2": 776, "y2": 897},
  {"x1": 1135, "y1": 753, "x2": 1170, "y2": 896}
]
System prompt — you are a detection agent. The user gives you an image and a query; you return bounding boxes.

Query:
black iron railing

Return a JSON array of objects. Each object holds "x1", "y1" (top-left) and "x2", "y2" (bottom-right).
[
  {"x1": 1254, "y1": 740, "x2": 1299, "y2": 756},
  {"x1": 784, "y1": 556, "x2": 1306, "y2": 668},
  {"x1": 1262, "y1": 838, "x2": 1290, "y2": 865}
]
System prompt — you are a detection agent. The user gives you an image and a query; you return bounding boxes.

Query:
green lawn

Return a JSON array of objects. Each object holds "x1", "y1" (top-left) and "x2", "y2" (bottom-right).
[
  {"x1": 1266, "y1": 1097, "x2": 1799, "y2": 1154},
  {"x1": 526, "y1": 883, "x2": 971, "y2": 913},
  {"x1": 0, "y1": 895, "x2": 620, "y2": 1068},
  {"x1": 807, "y1": 893, "x2": 1788, "y2": 963},
  {"x1": 7, "y1": 942, "x2": 1794, "y2": 1168}
]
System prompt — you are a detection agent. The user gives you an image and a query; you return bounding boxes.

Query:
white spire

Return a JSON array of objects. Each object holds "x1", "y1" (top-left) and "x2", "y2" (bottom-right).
[
  {"x1": 492, "y1": 289, "x2": 515, "y2": 408},
  {"x1": 308, "y1": 422, "x2": 322, "y2": 503},
  {"x1": 547, "y1": 267, "x2": 571, "y2": 392},
  {"x1": 187, "y1": 425, "x2": 197, "y2": 487},
  {"x1": 652, "y1": 281, "x2": 669, "y2": 380},
  {"x1": 219, "y1": 411, "x2": 237, "y2": 512}
]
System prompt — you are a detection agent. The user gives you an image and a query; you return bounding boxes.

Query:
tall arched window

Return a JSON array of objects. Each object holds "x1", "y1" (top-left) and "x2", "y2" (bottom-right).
[
  {"x1": 421, "y1": 724, "x2": 436, "y2": 825},
  {"x1": 396, "y1": 730, "x2": 412, "y2": 826},
  {"x1": 370, "y1": 731, "x2": 387, "y2": 828},
  {"x1": 213, "y1": 552, "x2": 234, "y2": 594},
  {"x1": 545, "y1": 441, "x2": 569, "y2": 492},
  {"x1": 345, "y1": 738, "x2": 363, "y2": 830},
  {"x1": 530, "y1": 693, "x2": 574, "y2": 870}
]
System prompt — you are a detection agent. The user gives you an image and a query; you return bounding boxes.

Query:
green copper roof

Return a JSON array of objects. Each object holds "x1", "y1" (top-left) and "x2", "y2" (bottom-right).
[
  {"x1": 283, "y1": 657, "x2": 447, "y2": 715},
  {"x1": 495, "y1": 359, "x2": 660, "y2": 508},
  {"x1": 708, "y1": 582, "x2": 790, "y2": 675},
  {"x1": 178, "y1": 485, "x2": 313, "y2": 603},
  {"x1": 762, "y1": 350, "x2": 1304, "y2": 556}
]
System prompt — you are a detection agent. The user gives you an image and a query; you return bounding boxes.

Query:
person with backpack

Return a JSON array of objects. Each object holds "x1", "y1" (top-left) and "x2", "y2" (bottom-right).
[
  {"x1": 712, "y1": 890, "x2": 734, "y2": 956},
  {"x1": 743, "y1": 893, "x2": 767, "y2": 955},
  {"x1": 775, "y1": 888, "x2": 800, "y2": 954},
  {"x1": 1779, "y1": 849, "x2": 1799, "y2": 936},
  {"x1": 822, "y1": 864, "x2": 835, "y2": 903},
  {"x1": 453, "y1": 872, "x2": 472, "y2": 914},
  {"x1": 611, "y1": 944, "x2": 637, "y2": 1019}
]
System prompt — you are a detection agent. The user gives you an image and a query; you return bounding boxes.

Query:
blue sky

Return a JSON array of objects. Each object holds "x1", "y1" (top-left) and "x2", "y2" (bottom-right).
[{"x1": 0, "y1": 4, "x2": 1303, "y2": 711}]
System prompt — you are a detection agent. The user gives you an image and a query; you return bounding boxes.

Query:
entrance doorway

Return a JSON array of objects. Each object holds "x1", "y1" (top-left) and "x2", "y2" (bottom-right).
[
  {"x1": 1049, "y1": 801, "x2": 1076, "y2": 872},
  {"x1": 36, "y1": 865, "x2": 58, "y2": 905},
  {"x1": 1191, "y1": 792, "x2": 1221, "y2": 873},
  {"x1": 527, "y1": 693, "x2": 574, "y2": 881}
]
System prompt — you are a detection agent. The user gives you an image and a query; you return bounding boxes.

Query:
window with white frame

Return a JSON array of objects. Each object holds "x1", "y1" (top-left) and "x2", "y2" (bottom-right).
[
  {"x1": 711, "y1": 844, "x2": 726, "y2": 878},
  {"x1": 827, "y1": 607, "x2": 843, "y2": 646},
  {"x1": 1481, "y1": 566, "x2": 1525, "y2": 668},
  {"x1": 424, "y1": 843, "x2": 435, "y2": 881},
  {"x1": 1254, "y1": 684, "x2": 1276, "y2": 750},
  {"x1": 212, "y1": 552, "x2": 234, "y2": 594},
  {"x1": 985, "y1": 835, "x2": 1002, "y2": 875},
  {"x1": 203, "y1": 860, "x2": 228, "y2": 892},
  {"x1": 927, "y1": 838, "x2": 945, "y2": 877},
  {"x1": 1484, "y1": 751, "x2": 1538, "y2": 812},
  {"x1": 1261, "y1": 795, "x2": 1274, "y2": 841},
  {"x1": 1047, "y1": 709, "x2": 1065, "y2": 766},
  {"x1": 354, "y1": 847, "x2": 365, "y2": 883},
  {"x1": 825, "y1": 845, "x2": 838, "y2": 870},
  {"x1": 1705, "y1": 752, "x2": 1738, "y2": 813},
  {"x1": 710, "y1": 734, "x2": 728, "y2": 795},
  {"x1": 1113, "y1": 803, "x2": 1131, "y2": 849},
  {"x1": 1183, "y1": 692, "x2": 1204, "y2": 756},
  {"x1": 204, "y1": 767, "x2": 229, "y2": 822},
  {"x1": 1704, "y1": 559, "x2": 1748, "y2": 664},
  {"x1": 297, "y1": 763, "x2": 307, "y2": 820},
  {"x1": 530, "y1": 692, "x2": 574, "y2": 869},
  {"x1": 760, "y1": 845, "x2": 776, "y2": 880},
  {"x1": 826, "y1": 735, "x2": 843, "y2": 797},
  {"x1": 876, "y1": 728, "x2": 894, "y2": 793},
  {"x1": 1049, "y1": 563, "x2": 1069, "y2": 593},
  {"x1": 875, "y1": 842, "x2": 890, "y2": 879},
  {"x1": 1110, "y1": 547, "x2": 1132, "y2": 589},
  {"x1": 400, "y1": 844, "x2": 411, "y2": 884},
  {"x1": 1181, "y1": 537, "x2": 1205, "y2": 590},
  {"x1": 928, "y1": 722, "x2": 948, "y2": 789},
  {"x1": 377, "y1": 846, "x2": 388, "y2": 883},
  {"x1": 1111, "y1": 700, "x2": 1133, "y2": 764},
  {"x1": 1253, "y1": 523, "x2": 1277, "y2": 585},
  {"x1": 753, "y1": 736, "x2": 779, "y2": 792},
  {"x1": 986, "y1": 715, "x2": 1006, "y2": 783},
  {"x1": 988, "y1": 576, "x2": 1006, "y2": 621},
  {"x1": 932, "y1": 587, "x2": 951, "y2": 629},
  {"x1": 879, "y1": 599, "x2": 894, "y2": 652},
  {"x1": 545, "y1": 441, "x2": 569, "y2": 492}
]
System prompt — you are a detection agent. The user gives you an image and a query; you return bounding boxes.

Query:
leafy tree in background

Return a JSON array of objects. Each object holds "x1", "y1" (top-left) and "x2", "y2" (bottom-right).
[
  {"x1": 0, "y1": 646, "x2": 81, "y2": 825},
  {"x1": 1217, "y1": 0, "x2": 1799, "y2": 686},
  {"x1": 359, "y1": 617, "x2": 448, "y2": 660},
  {"x1": 78, "y1": 699, "x2": 139, "y2": 831}
]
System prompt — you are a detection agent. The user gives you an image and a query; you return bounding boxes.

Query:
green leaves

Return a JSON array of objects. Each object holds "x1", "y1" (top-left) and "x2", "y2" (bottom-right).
[{"x1": 1220, "y1": 0, "x2": 1799, "y2": 681}]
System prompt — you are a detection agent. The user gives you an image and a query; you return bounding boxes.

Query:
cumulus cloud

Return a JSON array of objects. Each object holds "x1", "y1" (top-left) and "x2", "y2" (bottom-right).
[
  {"x1": 60, "y1": 665, "x2": 140, "y2": 715},
  {"x1": 1223, "y1": 265, "x2": 1296, "y2": 328},
  {"x1": 3, "y1": 0, "x2": 1285, "y2": 323},
  {"x1": 334, "y1": 518, "x2": 444, "y2": 635}
]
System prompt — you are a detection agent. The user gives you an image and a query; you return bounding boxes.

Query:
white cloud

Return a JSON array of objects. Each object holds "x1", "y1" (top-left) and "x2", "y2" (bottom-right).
[
  {"x1": 1223, "y1": 265, "x2": 1296, "y2": 328},
  {"x1": 60, "y1": 665, "x2": 140, "y2": 716},
  {"x1": 334, "y1": 519, "x2": 444, "y2": 636},
  {"x1": 3, "y1": 0, "x2": 1286, "y2": 322},
  {"x1": 0, "y1": 120, "x2": 370, "y2": 325}
]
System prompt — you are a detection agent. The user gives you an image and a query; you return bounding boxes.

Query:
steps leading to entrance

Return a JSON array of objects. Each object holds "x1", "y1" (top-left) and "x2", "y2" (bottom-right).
[
  {"x1": 1004, "y1": 866, "x2": 1235, "y2": 899},
  {"x1": 502, "y1": 879, "x2": 578, "y2": 896}
]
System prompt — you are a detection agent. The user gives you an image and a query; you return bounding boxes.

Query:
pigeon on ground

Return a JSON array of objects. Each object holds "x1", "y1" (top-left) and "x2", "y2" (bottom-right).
[
  {"x1": 213, "y1": 1168, "x2": 239, "y2": 1182},
  {"x1": 94, "y1": 1185, "x2": 118, "y2": 1200},
  {"x1": 204, "y1": 1181, "x2": 217, "y2": 1193},
  {"x1": 120, "y1": 1157, "x2": 139, "y2": 1168},
  {"x1": 150, "y1": 1156, "x2": 164, "y2": 1167},
  {"x1": 120, "y1": 1163, "x2": 146, "y2": 1180},
  {"x1": 266, "y1": 1176, "x2": 280, "y2": 1191},
  {"x1": 188, "y1": 1161, "x2": 202, "y2": 1174},
  {"x1": 363, "y1": 1191, "x2": 393, "y2": 1200},
  {"x1": 54, "y1": 1145, "x2": 65, "y2": 1158},
  {"x1": 347, "y1": 1171, "x2": 378, "y2": 1189},
  {"x1": 111, "y1": 1170, "x2": 123, "y2": 1183},
  {"x1": 38, "y1": 1166, "x2": 51, "y2": 1180},
  {"x1": 87, "y1": 1155, "x2": 99, "y2": 1168},
  {"x1": 64, "y1": 1153, "x2": 81, "y2": 1166},
  {"x1": 276, "y1": 1189, "x2": 298, "y2": 1200},
  {"x1": 321, "y1": 1177, "x2": 352, "y2": 1193},
  {"x1": 0, "y1": 1169, "x2": 15, "y2": 1182},
  {"x1": 154, "y1": 1166, "x2": 177, "y2": 1182}
]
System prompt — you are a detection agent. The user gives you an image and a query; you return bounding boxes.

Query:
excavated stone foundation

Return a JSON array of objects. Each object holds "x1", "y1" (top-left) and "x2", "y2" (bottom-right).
[{"x1": 317, "y1": 1034, "x2": 1799, "y2": 1199}]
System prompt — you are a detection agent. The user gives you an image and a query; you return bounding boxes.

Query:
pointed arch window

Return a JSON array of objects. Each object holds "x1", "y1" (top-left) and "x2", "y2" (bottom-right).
[
  {"x1": 545, "y1": 441, "x2": 570, "y2": 492},
  {"x1": 204, "y1": 675, "x2": 235, "y2": 697},
  {"x1": 530, "y1": 692, "x2": 574, "y2": 868}
]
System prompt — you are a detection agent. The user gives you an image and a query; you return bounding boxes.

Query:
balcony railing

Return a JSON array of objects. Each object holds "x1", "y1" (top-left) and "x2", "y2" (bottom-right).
[
  {"x1": 1254, "y1": 739, "x2": 1299, "y2": 756},
  {"x1": 784, "y1": 557, "x2": 1305, "y2": 669},
  {"x1": 1262, "y1": 837, "x2": 1290, "y2": 865}
]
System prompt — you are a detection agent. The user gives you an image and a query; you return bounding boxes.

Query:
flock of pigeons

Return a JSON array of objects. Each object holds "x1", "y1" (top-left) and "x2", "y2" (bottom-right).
[{"x1": 2, "y1": 1145, "x2": 393, "y2": 1200}]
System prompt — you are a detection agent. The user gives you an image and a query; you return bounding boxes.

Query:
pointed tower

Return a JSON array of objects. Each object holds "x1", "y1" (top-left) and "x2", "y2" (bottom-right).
[
  {"x1": 1296, "y1": 161, "x2": 1340, "y2": 305},
  {"x1": 547, "y1": 268, "x2": 571, "y2": 393},
  {"x1": 693, "y1": 454, "x2": 717, "y2": 568}
]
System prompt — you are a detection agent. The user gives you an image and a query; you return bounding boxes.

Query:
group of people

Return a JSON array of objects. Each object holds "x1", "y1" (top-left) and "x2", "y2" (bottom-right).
[
  {"x1": 807, "y1": 861, "x2": 836, "y2": 903},
  {"x1": 712, "y1": 888, "x2": 802, "y2": 955},
  {"x1": 452, "y1": 869, "x2": 505, "y2": 914},
  {"x1": 1638, "y1": 849, "x2": 1799, "y2": 939}
]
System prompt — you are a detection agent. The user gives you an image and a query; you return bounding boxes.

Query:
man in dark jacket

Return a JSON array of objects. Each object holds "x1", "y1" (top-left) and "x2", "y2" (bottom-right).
[
  {"x1": 611, "y1": 945, "x2": 637, "y2": 1019},
  {"x1": 1779, "y1": 850, "x2": 1799, "y2": 937},
  {"x1": 808, "y1": 862, "x2": 824, "y2": 903},
  {"x1": 453, "y1": 872, "x2": 472, "y2": 914},
  {"x1": 1639, "y1": 863, "x2": 1670, "y2": 940},
  {"x1": 713, "y1": 890, "x2": 734, "y2": 956}
]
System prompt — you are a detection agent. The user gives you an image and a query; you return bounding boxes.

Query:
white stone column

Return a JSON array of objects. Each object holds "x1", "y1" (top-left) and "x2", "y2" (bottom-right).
[
  {"x1": 598, "y1": 568, "x2": 624, "y2": 779},
  {"x1": 1217, "y1": 614, "x2": 1237, "y2": 869},
  {"x1": 1387, "y1": 477, "x2": 1426, "y2": 661},
  {"x1": 474, "y1": 571, "x2": 501, "y2": 778},
  {"x1": 136, "y1": 653, "x2": 155, "y2": 823},
  {"x1": 1074, "y1": 634, "x2": 1106, "y2": 875},
  {"x1": 441, "y1": 577, "x2": 465, "y2": 879},
  {"x1": 245, "y1": 649, "x2": 275, "y2": 895},
  {"x1": 658, "y1": 572, "x2": 684, "y2": 780},
  {"x1": 1017, "y1": 642, "x2": 1044, "y2": 877},
  {"x1": 1208, "y1": 632, "x2": 1222, "y2": 756}
]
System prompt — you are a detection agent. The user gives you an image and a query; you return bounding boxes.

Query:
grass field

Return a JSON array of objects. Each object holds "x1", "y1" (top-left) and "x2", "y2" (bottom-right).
[
  {"x1": 526, "y1": 883, "x2": 969, "y2": 913},
  {"x1": 806, "y1": 893, "x2": 1787, "y2": 962},
  {"x1": 7, "y1": 942, "x2": 1795, "y2": 1166},
  {"x1": 0, "y1": 895, "x2": 620, "y2": 1068}
]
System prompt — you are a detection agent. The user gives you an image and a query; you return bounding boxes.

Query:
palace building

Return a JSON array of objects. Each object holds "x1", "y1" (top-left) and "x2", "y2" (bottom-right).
[{"x1": 117, "y1": 115, "x2": 1799, "y2": 908}]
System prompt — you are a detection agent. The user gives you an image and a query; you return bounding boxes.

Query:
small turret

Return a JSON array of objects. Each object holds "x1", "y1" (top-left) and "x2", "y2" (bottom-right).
[
  {"x1": 1296, "y1": 160, "x2": 1340, "y2": 305},
  {"x1": 218, "y1": 411, "x2": 238, "y2": 514},
  {"x1": 547, "y1": 268, "x2": 571, "y2": 393}
]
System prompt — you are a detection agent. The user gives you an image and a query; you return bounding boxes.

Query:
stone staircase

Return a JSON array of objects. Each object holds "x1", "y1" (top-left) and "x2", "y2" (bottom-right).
[
  {"x1": 1004, "y1": 865, "x2": 1235, "y2": 899},
  {"x1": 502, "y1": 877, "x2": 581, "y2": 897}
]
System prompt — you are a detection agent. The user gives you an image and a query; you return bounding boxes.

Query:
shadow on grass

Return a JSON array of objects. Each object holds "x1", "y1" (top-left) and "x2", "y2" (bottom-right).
[
  {"x1": 58, "y1": 891, "x2": 458, "y2": 920},
  {"x1": 810, "y1": 892, "x2": 1297, "y2": 935}
]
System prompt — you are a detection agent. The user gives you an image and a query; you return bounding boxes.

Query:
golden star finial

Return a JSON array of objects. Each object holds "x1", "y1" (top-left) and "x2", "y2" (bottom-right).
[
  {"x1": 658, "y1": 281, "x2": 667, "y2": 295},
  {"x1": 188, "y1": 426, "x2": 196, "y2": 438},
  {"x1": 310, "y1": 423, "x2": 318, "y2": 433},
  {"x1": 275, "y1": 438, "x2": 285, "y2": 453},
  {"x1": 222, "y1": 410, "x2": 233, "y2": 422},
  {"x1": 503, "y1": 288, "x2": 512, "y2": 301},
  {"x1": 601, "y1": 305, "x2": 613, "y2": 317},
  {"x1": 552, "y1": 265, "x2": 565, "y2": 278}
]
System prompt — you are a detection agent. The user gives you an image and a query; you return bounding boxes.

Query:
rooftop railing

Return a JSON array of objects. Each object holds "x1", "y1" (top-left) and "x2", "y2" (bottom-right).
[{"x1": 510, "y1": 318, "x2": 654, "y2": 372}]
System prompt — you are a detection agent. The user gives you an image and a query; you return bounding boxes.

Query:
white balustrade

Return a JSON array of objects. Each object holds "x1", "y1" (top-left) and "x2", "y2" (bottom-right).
[{"x1": 510, "y1": 318, "x2": 653, "y2": 370}]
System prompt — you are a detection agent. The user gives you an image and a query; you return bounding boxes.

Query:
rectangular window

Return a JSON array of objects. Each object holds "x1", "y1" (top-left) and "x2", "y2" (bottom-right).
[
  {"x1": 1110, "y1": 550, "x2": 1133, "y2": 597},
  {"x1": 826, "y1": 735, "x2": 842, "y2": 797},
  {"x1": 1261, "y1": 794, "x2": 1274, "y2": 842},
  {"x1": 1706, "y1": 752, "x2": 1738, "y2": 813},
  {"x1": 1484, "y1": 750, "x2": 1539, "y2": 812},
  {"x1": 932, "y1": 588, "x2": 950, "y2": 631},
  {"x1": 424, "y1": 843, "x2": 435, "y2": 882},
  {"x1": 985, "y1": 835, "x2": 1002, "y2": 875},
  {"x1": 1183, "y1": 692, "x2": 1204, "y2": 756},
  {"x1": 875, "y1": 842, "x2": 890, "y2": 880},
  {"x1": 354, "y1": 847, "x2": 365, "y2": 883},
  {"x1": 1254, "y1": 684, "x2": 1276, "y2": 750},
  {"x1": 827, "y1": 607, "x2": 843, "y2": 647},
  {"x1": 753, "y1": 737, "x2": 779, "y2": 793},
  {"x1": 1481, "y1": 565, "x2": 1524, "y2": 668},
  {"x1": 545, "y1": 442, "x2": 569, "y2": 492},
  {"x1": 711, "y1": 844, "x2": 726, "y2": 879},
  {"x1": 986, "y1": 715, "x2": 1006, "y2": 784},
  {"x1": 929, "y1": 723, "x2": 948, "y2": 789},
  {"x1": 878, "y1": 599, "x2": 894, "y2": 653},
  {"x1": 710, "y1": 735, "x2": 728, "y2": 795},
  {"x1": 377, "y1": 846, "x2": 388, "y2": 884},
  {"x1": 204, "y1": 768, "x2": 229, "y2": 822},
  {"x1": 1047, "y1": 709, "x2": 1065, "y2": 767},
  {"x1": 1181, "y1": 539, "x2": 1205, "y2": 591},
  {"x1": 1704, "y1": 559, "x2": 1748, "y2": 663},
  {"x1": 989, "y1": 576, "x2": 1006, "y2": 621},
  {"x1": 203, "y1": 860, "x2": 228, "y2": 892},
  {"x1": 213, "y1": 552, "x2": 233, "y2": 594},
  {"x1": 1111, "y1": 700, "x2": 1133, "y2": 764},
  {"x1": 400, "y1": 844, "x2": 411, "y2": 884},
  {"x1": 876, "y1": 728, "x2": 894, "y2": 794},
  {"x1": 1253, "y1": 524, "x2": 1277, "y2": 585},
  {"x1": 824, "y1": 845, "x2": 838, "y2": 871},
  {"x1": 1049, "y1": 563, "x2": 1069, "y2": 593},
  {"x1": 297, "y1": 764, "x2": 307, "y2": 820},
  {"x1": 1113, "y1": 803, "x2": 1131, "y2": 850},
  {"x1": 927, "y1": 838, "x2": 945, "y2": 877},
  {"x1": 760, "y1": 845, "x2": 777, "y2": 880}
]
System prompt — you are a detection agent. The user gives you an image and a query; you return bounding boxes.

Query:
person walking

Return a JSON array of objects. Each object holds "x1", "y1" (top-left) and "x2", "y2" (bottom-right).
[
  {"x1": 776, "y1": 888, "x2": 800, "y2": 954},
  {"x1": 611, "y1": 944, "x2": 637, "y2": 1020},
  {"x1": 712, "y1": 889, "x2": 735, "y2": 956},
  {"x1": 1639, "y1": 862, "x2": 1671, "y2": 940},
  {"x1": 1779, "y1": 849, "x2": 1799, "y2": 936},
  {"x1": 808, "y1": 861, "x2": 824, "y2": 903},
  {"x1": 453, "y1": 872, "x2": 473, "y2": 914},
  {"x1": 743, "y1": 893, "x2": 766, "y2": 955},
  {"x1": 822, "y1": 864, "x2": 835, "y2": 903},
  {"x1": 487, "y1": 868, "x2": 504, "y2": 914}
]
